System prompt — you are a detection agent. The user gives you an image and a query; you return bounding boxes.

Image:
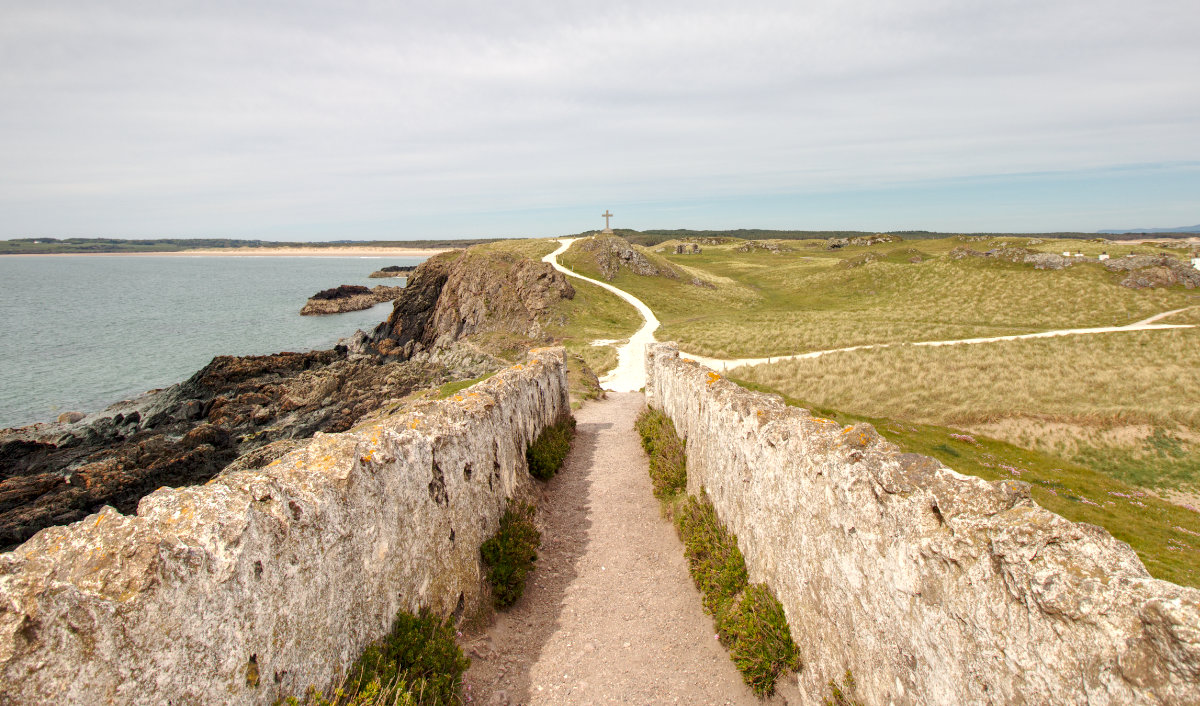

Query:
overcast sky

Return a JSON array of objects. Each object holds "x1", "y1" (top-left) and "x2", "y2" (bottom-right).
[{"x1": 2, "y1": 0, "x2": 1198, "y2": 240}]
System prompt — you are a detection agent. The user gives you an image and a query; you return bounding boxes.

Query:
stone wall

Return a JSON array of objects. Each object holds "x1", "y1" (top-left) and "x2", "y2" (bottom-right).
[
  {"x1": 0, "y1": 349, "x2": 569, "y2": 705},
  {"x1": 646, "y1": 342, "x2": 1200, "y2": 705}
]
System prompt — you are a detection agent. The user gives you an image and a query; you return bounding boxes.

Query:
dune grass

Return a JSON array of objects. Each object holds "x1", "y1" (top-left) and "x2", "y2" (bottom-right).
[
  {"x1": 560, "y1": 235, "x2": 1197, "y2": 359},
  {"x1": 736, "y1": 327, "x2": 1200, "y2": 492},
  {"x1": 731, "y1": 378, "x2": 1200, "y2": 588}
]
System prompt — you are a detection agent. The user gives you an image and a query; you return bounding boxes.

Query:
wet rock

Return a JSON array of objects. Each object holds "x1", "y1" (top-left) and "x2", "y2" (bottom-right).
[
  {"x1": 56, "y1": 412, "x2": 84, "y2": 424},
  {"x1": 300, "y1": 285, "x2": 405, "y2": 315}
]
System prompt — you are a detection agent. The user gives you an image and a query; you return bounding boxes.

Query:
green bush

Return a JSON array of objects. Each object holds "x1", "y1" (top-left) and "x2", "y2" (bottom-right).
[
  {"x1": 526, "y1": 416, "x2": 576, "y2": 480},
  {"x1": 634, "y1": 408, "x2": 687, "y2": 502},
  {"x1": 674, "y1": 495, "x2": 748, "y2": 618},
  {"x1": 480, "y1": 502, "x2": 541, "y2": 608},
  {"x1": 278, "y1": 610, "x2": 469, "y2": 706}
]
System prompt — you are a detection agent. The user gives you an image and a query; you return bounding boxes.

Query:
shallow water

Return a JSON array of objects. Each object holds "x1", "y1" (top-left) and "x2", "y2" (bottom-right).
[{"x1": 0, "y1": 255, "x2": 422, "y2": 428}]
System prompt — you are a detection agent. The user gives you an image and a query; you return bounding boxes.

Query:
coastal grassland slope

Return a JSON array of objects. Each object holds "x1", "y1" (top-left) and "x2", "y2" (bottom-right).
[
  {"x1": 737, "y1": 327, "x2": 1200, "y2": 498},
  {"x1": 560, "y1": 235, "x2": 1197, "y2": 359}
]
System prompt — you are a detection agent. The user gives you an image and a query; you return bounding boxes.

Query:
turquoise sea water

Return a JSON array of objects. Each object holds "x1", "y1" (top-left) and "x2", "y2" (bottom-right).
[{"x1": 0, "y1": 255, "x2": 423, "y2": 429}]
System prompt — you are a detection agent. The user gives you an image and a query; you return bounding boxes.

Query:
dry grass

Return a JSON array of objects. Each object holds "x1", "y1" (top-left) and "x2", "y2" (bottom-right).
[{"x1": 738, "y1": 327, "x2": 1200, "y2": 489}]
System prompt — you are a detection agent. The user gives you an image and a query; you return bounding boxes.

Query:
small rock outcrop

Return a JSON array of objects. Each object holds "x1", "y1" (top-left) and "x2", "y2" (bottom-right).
[
  {"x1": 1103, "y1": 254, "x2": 1200, "y2": 289},
  {"x1": 573, "y1": 234, "x2": 680, "y2": 281},
  {"x1": 369, "y1": 265, "x2": 417, "y2": 278},
  {"x1": 826, "y1": 233, "x2": 901, "y2": 250},
  {"x1": 367, "y1": 249, "x2": 576, "y2": 359},
  {"x1": 949, "y1": 245, "x2": 1076, "y2": 270},
  {"x1": 300, "y1": 284, "x2": 405, "y2": 315},
  {"x1": 734, "y1": 240, "x2": 790, "y2": 254}
]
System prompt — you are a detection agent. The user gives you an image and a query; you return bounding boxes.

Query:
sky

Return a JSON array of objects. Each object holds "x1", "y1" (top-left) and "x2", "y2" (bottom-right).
[{"x1": 1, "y1": 0, "x2": 1198, "y2": 240}]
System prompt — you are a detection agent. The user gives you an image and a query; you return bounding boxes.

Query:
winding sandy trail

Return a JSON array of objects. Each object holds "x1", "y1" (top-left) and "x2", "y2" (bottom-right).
[
  {"x1": 543, "y1": 240, "x2": 659, "y2": 392},
  {"x1": 546, "y1": 237, "x2": 1196, "y2": 375},
  {"x1": 461, "y1": 392, "x2": 797, "y2": 705}
]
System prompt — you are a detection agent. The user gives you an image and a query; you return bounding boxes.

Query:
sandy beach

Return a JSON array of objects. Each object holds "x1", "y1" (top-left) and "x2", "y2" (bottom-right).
[{"x1": 1, "y1": 246, "x2": 456, "y2": 258}]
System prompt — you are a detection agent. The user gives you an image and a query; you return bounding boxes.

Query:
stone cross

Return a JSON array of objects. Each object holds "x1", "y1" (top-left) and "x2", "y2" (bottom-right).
[{"x1": 601, "y1": 210, "x2": 613, "y2": 233}]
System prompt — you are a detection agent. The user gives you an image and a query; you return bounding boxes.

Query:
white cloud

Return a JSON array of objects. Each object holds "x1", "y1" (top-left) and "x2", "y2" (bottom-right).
[{"x1": 0, "y1": 0, "x2": 1198, "y2": 237}]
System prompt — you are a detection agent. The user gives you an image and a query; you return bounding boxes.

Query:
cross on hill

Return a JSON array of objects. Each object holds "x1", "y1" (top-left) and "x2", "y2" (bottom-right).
[{"x1": 601, "y1": 210, "x2": 613, "y2": 233}]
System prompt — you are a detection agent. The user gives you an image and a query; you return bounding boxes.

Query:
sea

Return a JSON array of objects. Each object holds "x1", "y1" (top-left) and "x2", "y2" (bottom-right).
[{"x1": 0, "y1": 255, "x2": 425, "y2": 429}]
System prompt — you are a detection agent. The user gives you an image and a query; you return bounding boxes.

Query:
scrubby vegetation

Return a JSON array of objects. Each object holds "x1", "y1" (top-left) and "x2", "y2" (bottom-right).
[
  {"x1": 279, "y1": 610, "x2": 469, "y2": 706},
  {"x1": 732, "y1": 378, "x2": 1200, "y2": 588},
  {"x1": 311, "y1": 285, "x2": 372, "y2": 300},
  {"x1": 480, "y1": 501, "x2": 541, "y2": 609},
  {"x1": 526, "y1": 415, "x2": 576, "y2": 481},
  {"x1": 635, "y1": 407, "x2": 800, "y2": 695},
  {"x1": 634, "y1": 408, "x2": 688, "y2": 503}
]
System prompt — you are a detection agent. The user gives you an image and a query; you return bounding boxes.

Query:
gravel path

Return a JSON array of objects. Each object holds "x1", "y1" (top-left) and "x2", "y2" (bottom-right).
[
  {"x1": 462, "y1": 392, "x2": 798, "y2": 705},
  {"x1": 542, "y1": 240, "x2": 659, "y2": 393}
]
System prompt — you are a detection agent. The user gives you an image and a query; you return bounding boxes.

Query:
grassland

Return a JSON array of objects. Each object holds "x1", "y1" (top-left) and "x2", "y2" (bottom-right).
[
  {"x1": 559, "y1": 235, "x2": 1197, "y2": 359},
  {"x1": 731, "y1": 379, "x2": 1200, "y2": 588},
  {"x1": 737, "y1": 327, "x2": 1200, "y2": 492}
]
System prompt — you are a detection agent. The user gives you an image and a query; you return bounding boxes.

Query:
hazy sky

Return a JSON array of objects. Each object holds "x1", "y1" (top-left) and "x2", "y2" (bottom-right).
[{"x1": 2, "y1": 0, "x2": 1198, "y2": 240}]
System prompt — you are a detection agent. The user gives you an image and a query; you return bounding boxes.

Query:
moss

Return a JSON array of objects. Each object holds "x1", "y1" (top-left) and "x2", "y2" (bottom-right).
[
  {"x1": 526, "y1": 416, "x2": 576, "y2": 481},
  {"x1": 480, "y1": 501, "x2": 541, "y2": 609}
]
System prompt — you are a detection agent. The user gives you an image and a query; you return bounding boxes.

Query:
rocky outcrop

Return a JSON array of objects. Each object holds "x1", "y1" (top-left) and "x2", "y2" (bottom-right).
[
  {"x1": 0, "y1": 349, "x2": 498, "y2": 551},
  {"x1": 367, "y1": 249, "x2": 576, "y2": 359},
  {"x1": 369, "y1": 265, "x2": 417, "y2": 278},
  {"x1": 0, "y1": 349, "x2": 569, "y2": 704},
  {"x1": 300, "y1": 284, "x2": 405, "y2": 315},
  {"x1": 1103, "y1": 254, "x2": 1200, "y2": 289},
  {"x1": 734, "y1": 240, "x2": 790, "y2": 254},
  {"x1": 573, "y1": 234, "x2": 680, "y2": 281},
  {"x1": 949, "y1": 245, "x2": 1076, "y2": 270},
  {"x1": 827, "y1": 234, "x2": 901, "y2": 250},
  {"x1": 646, "y1": 342, "x2": 1200, "y2": 705}
]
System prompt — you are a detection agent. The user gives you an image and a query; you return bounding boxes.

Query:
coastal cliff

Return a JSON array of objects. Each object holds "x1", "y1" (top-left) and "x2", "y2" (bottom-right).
[
  {"x1": 0, "y1": 247, "x2": 576, "y2": 551},
  {"x1": 299, "y1": 284, "x2": 405, "y2": 315}
]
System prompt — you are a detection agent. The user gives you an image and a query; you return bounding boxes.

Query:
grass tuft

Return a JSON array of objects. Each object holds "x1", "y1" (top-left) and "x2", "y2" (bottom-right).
[
  {"x1": 278, "y1": 610, "x2": 469, "y2": 706},
  {"x1": 480, "y1": 501, "x2": 541, "y2": 609},
  {"x1": 526, "y1": 416, "x2": 576, "y2": 481},
  {"x1": 823, "y1": 670, "x2": 865, "y2": 706}
]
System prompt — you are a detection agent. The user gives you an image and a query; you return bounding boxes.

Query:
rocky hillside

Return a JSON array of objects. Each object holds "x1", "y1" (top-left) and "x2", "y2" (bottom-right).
[
  {"x1": 299, "y1": 284, "x2": 405, "y2": 315},
  {"x1": 0, "y1": 246, "x2": 577, "y2": 551},
  {"x1": 355, "y1": 248, "x2": 577, "y2": 359}
]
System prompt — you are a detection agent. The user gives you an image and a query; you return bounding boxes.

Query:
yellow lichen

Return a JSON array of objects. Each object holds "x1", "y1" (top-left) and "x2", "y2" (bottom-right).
[{"x1": 706, "y1": 372, "x2": 721, "y2": 385}]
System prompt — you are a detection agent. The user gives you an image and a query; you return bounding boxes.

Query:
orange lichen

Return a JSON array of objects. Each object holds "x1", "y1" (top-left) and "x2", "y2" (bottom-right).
[{"x1": 706, "y1": 372, "x2": 721, "y2": 385}]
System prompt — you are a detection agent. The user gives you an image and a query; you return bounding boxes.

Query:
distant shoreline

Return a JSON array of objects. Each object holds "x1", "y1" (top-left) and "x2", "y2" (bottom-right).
[{"x1": 0, "y1": 246, "x2": 455, "y2": 258}]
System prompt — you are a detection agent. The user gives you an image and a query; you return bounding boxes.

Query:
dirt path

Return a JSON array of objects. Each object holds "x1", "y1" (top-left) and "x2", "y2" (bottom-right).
[
  {"x1": 462, "y1": 392, "x2": 798, "y2": 705},
  {"x1": 543, "y1": 240, "x2": 659, "y2": 393}
]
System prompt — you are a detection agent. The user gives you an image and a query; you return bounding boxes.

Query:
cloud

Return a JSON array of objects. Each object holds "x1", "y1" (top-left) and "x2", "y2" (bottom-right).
[{"x1": 1, "y1": 0, "x2": 1198, "y2": 237}]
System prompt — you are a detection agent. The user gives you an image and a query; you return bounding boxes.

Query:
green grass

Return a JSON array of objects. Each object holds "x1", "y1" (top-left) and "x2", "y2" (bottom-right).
[
  {"x1": 526, "y1": 416, "x2": 575, "y2": 481},
  {"x1": 731, "y1": 378, "x2": 1200, "y2": 588},
  {"x1": 560, "y1": 235, "x2": 1197, "y2": 360},
  {"x1": 823, "y1": 670, "x2": 865, "y2": 706},
  {"x1": 480, "y1": 501, "x2": 541, "y2": 609},
  {"x1": 278, "y1": 610, "x2": 469, "y2": 705},
  {"x1": 436, "y1": 372, "x2": 498, "y2": 399},
  {"x1": 634, "y1": 407, "x2": 799, "y2": 696}
]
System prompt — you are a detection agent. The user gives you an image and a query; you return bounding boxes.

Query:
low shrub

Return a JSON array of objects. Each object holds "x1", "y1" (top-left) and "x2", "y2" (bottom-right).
[
  {"x1": 637, "y1": 408, "x2": 800, "y2": 697},
  {"x1": 278, "y1": 610, "x2": 469, "y2": 706},
  {"x1": 480, "y1": 501, "x2": 541, "y2": 608},
  {"x1": 526, "y1": 416, "x2": 576, "y2": 481},
  {"x1": 634, "y1": 408, "x2": 687, "y2": 502}
]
